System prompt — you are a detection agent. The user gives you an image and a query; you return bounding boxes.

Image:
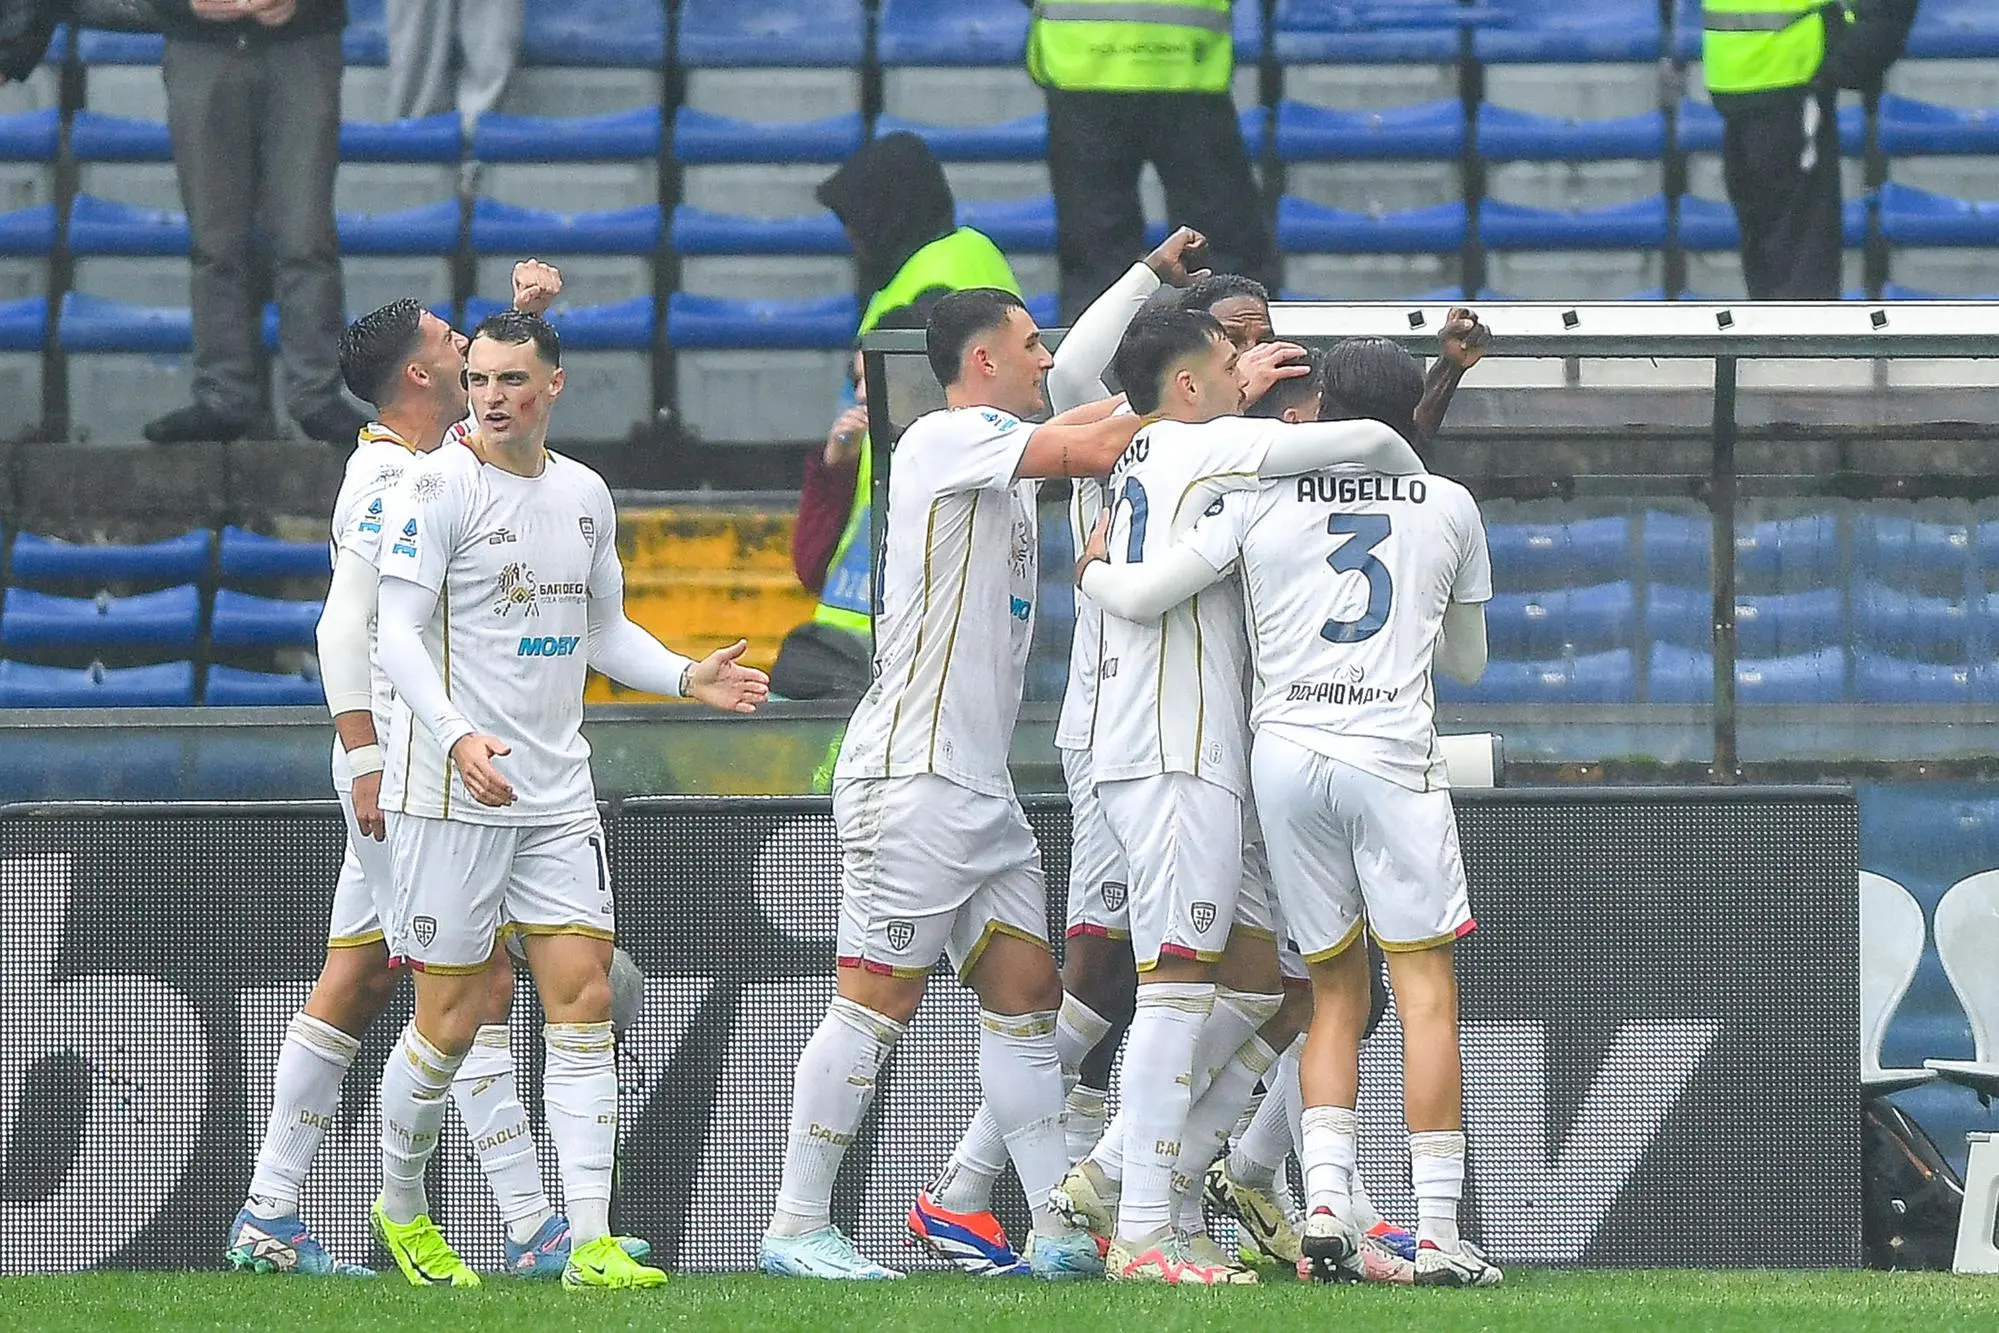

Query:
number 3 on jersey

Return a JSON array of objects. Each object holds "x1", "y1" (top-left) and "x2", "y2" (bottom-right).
[{"x1": 1322, "y1": 513, "x2": 1393, "y2": 644}]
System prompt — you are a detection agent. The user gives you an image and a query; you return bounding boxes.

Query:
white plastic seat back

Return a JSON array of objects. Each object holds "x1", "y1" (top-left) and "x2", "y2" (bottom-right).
[
  {"x1": 1860, "y1": 871, "x2": 1928, "y2": 1081},
  {"x1": 1933, "y1": 869, "x2": 1999, "y2": 1065}
]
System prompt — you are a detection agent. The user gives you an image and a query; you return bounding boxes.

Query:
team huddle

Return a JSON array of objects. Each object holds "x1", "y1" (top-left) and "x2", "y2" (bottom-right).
[{"x1": 762, "y1": 230, "x2": 1501, "y2": 1288}]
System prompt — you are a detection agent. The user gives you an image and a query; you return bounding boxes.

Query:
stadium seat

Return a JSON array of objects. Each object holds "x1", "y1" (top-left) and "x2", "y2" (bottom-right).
[
  {"x1": 0, "y1": 659, "x2": 195, "y2": 707},
  {"x1": 1277, "y1": 197, "x2": 1468, "y2": 253},
  {"x1": 1436, "y1": 647, "x2": 1638, "y2": 704},
  {"x1": 0, "y1": 105, "x2": 61, "y2": 162},
  {"x1": 1474, "y1": 0, "x2": 1662, "y2": 63},
  {"x1": 68, "y1": 110, "x2": 170, "y2": 161},
  {"x1": 1485, "y1": 515, "x2": 1634, "y2": 590},
  {"x1": 340, "y1": 114, "x2": 462, "y2": 163},
  {"x1": 1852, "y1": 651, "x2": 1986, "y2": 704},
  {"x1": 1476, "y1": 106, "x2": 1666, "y2": 162},
  {"x1": 463, "y1": 295, "x2": 657, "y2": 351},
  {"x1": 876, "y1": 0, "x2": 1029, "y2": 66},
  {"x1": 469, "y1": 199, "x2": 662, "y2": 254},
  {"x1": 1736, "y1": 512, "x2": 1843, "y2": 586},
  {"x1": 344, "y1": 0, "x2": 386, "y2": 64},
  {"x1": 211, "y1": 590, "x2": 322, "y2": 650},
  {"x1": 76, "y1": 28, "x2": 163, "y2": 64},
  {"x1": 10, "y1": 529, "x2": 210, "y2": 586},
  {"x1": 1852, "y1": 582, "x2": 1974, "y2": 660},
  {"x1": 956, "y1": 195, "x2": 1058, "y2": 254},
  {"x1": 1859, "y1": 871, "x2": 1941, "y2": 1094},
  {"x1": 57, "y1": 292, "x2": 189, "y2": 352},
  {"x1": 669, "y1": 206, "x2": 848, "y2": 256},
  {"x1": 670, "y1": 109, "x2": 859, "y2": 165},
  {"x1": 1479, "y1": 196, "x2": 1670, "y2": 250},
  {"x1": 676, "y1": 0, "x2": 865, "y2": 68},
  {"x1": 1881, "y1": 181, "x2": 1999, "y2": 247},
  {"x1": 1852, "y1": 511, "x2": 1975, "y2": 581},
  {"x1": 66, "y1": 193, "x2": 186, "y2": 254},
  {"x1": 475, "y1": 108, "x2": 659, "y2": 162},
  {"x1": 1646, "y1": 583, "x2": 1845, "y2": 658},
  {"x1": 1272, "y1": 0, "x2": 1500, "y2": 64},
  {"x1": 204, "y1": 665, "x2": 326, "y2": 707},
  {"x1": 1484, "y1": 581, "x2": 1637, "y2": 659},
  {"x1": 218, "y1": 526, "x2": 330, "y2": 581},
  {"x1": 1277, "y1": 100, "x2": 1465, "y2": 161},
  {"x1": 336, "y1": 199, "x2": 463, "y2": 255},
  {"x1": 1645, "y1": 642, "x2": 1847, "y2": 705},
  {"x1": 520, "y1": 0, "x2": 665, "y2": 67},
  {"x1": 667, "y1": 293, "x2": 858, "y2": 350},
  {"x1": 1906, "y1": 0, "x2": 1999, "y2": 60},
  {"x1": 872, "y1": 114, "x2": 1047, "y2": 163},
  {"x1": 1878, "y1": 96, "x2": 1999, "y2": 157},
  {"x1": 1, "y1": 584, "x2": 201, "y2": 653}
]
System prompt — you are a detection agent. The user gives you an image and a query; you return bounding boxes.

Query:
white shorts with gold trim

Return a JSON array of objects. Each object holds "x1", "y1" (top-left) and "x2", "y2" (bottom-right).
[
  {"x1": 328, "y1": 780, "x2": 390, "y2": 949},
  {"x1": 1061, "y1": 746, "x2": 1130, "y2": 942},
  {"x1": 1098, "y1": 772, "x2": 1243, "y2": 971}
]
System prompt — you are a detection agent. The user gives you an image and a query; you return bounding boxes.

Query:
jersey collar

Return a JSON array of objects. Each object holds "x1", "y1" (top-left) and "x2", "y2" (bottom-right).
[{"x1": 358, "y1": 421, "x2": 421, "y2": 454}]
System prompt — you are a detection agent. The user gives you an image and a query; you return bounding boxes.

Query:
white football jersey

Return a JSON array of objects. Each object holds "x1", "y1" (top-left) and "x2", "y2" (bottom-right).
[
  {"x1": 835, "y1": 405, "x2": 1039, "y2": 799},
  {"x1": 1190, "y1": 469, "x2": 1491, "y2": 792},
  {"x1": 1090, "y1": 415, "x2": 1290, "y2": 798},
  {"x1": 326, "y1": 424, "x2": 427, "y2": 755},
  {"x1": 375, "y1": 441, "x2": 622, "y2": 825}
]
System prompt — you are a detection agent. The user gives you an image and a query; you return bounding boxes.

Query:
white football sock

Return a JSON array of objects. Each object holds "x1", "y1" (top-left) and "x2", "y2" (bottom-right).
[
  {"x1": 1064, "y1": 1084, "x2": 1109, "y2": 1166},
  {"x1": 769, "y1": 997, "x2": 904, "y2": 1238},
  {"x1": 452, "y1": 1023, "x2": 555, "y2": 1245},
  {"x1": 1114, "y1": 982, "x2": 1213, "y2": 1243},
  {"x1": 1350, "y1": 1170, "x2": 1386, "y2": 1232},
  {"x1": 979, "y1": 1009, "x2": 1077, "y2": 1237},
  {"x1": 1189, "y1": 989, "x2": 1281, "y2": 1103},
  {"x1": 247, "y1": 1012, "x2": 359, "y2": 1217},
  {"x1": 379, "y1": 1024, "x2": 464, "y2": 1225},
  {"x1": 1301, "y1": 1104, "x2": 1359, "y2": 1224},
  {"x1": 1172, "y1": 1034, "x2": 1278, "y2": 1226},
  {"x1": 1228, "y1": 1036, "x2": 1302, "y2": 1193},
  {"x1": 931, "y1": 994, "x2": 1110, "y2": 1214},
  {"x1": 1410, "y1": 1130, "x2": 1466, "y2": 1251},
  {"x1": 544, "y1": 1022, "x2": 619, "y2": 1245},
  {"x1": 1087, "y1": 1106, "x2": 1127, "y2": 1182}
]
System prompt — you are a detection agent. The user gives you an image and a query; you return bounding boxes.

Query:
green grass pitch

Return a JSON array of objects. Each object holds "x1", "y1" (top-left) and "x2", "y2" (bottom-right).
[{"x1": 6, "y1": 1271, "x2": 1999, "y2": 1333}]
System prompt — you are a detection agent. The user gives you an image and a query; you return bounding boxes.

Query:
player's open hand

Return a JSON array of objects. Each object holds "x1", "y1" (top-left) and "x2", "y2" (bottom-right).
[
  {"x1": 1442, "y1": 306, "x2": 1491, "y2": 370},
  {"x1": 689, "y1": 640, "x2": 771, "y2": 714},
  {"x1": 511, "y1": 259, "x2": 563, "y2": 315},
  {"x1": 1145, "y1": 226, "x2": 1212, "y2": 288},
  {"x1": 1077, "y1": 510, "x2": 1110, "y2": 585},
  {"x1": 1237, "y1": 340, "x2": 1312, "y2": 407},
  {"x1": 451, "y1": 733, "x2": 517, "y2": 807},
  {"x1": 351, "y1": 769, "x2": 387, "y2": 840}
]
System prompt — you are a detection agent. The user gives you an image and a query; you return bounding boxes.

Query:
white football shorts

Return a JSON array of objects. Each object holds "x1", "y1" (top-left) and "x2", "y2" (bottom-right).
[
  {"x1": 1236, "y1": 832, "x2": 1309, "y2": 984},
  {"x1": 327, "y1": 779, "x2": 390, "y2": 949},
  {"x1": 1251, "y1": 729, "x2": 1476, "y2": 960},
  {"x1": 832, "y1": 774, "x2": 1051, "y2": 981},
  {"x1": 385, "y1": 810, "x2": 615, "y2": 971},
  {"x1": 1098, "y1": 772, "x2": 1243, "y2": 971},
  {"x1": 1061, "y1": 745, "x2": 1130, "y2": 942}
]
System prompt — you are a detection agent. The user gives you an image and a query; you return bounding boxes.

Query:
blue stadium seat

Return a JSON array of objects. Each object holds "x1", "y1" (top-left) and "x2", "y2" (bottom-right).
[
  {"x1": 68, "y1": 111, "x2": 170, "y2": 162},
  {"x1": 0, "y1": 294, "x2": 42, "y2": 350},
  {"x1": 1852, "y1": 652, "x2": 1986, "y2": 705},
  {"x1": 218, "y1": 526, "x2": 330, "y2": 581},
  {"x1": 1276, "y1": 100, "x2": 1464, "y2": 161},
  {"x1": 1473, "y1": 0, "x2": 1662, "y2": 62},
  {"x1": 1476, "y1": 106, "x2": 1666, "y2": 161},
  {"x1": 1881, "y1": 181, "x2": 1999, "y2": 247},
  {"x1": 262, "y1": 302, "x2": 454, "y2": 353},
  {"x1": 0, "y1": 107, "x2": 60, "y2": 161},
  {"x1": 211, "y1": 590, "x2": 322, "y2": 650},
  {"x1": 1906, "y1": 0, "x2": 1999, "y2": 59},
  {"x1": 341, "y1": 115, "x2": 462, "y2": 164},
  {"x1": 76, "y1": 28, "x2": 163, "y2": 63},
  {"x1": 0, "y1": 200, "x2": 55, "y2": 256},
  {"x1": 677, "y1": 0, "x2": 865, "y2": 67},
  {"x1": 1642, "y1": 512, "x2": 1710, "y2": 583},
  {"x1": 667, "y1": 293, "x2": 858, "y2": 350},
  {"x1": 337, "y1": 200, "x2": 463, "y2": 256},
  {"x1": 1273, "y1": 0, "x2": 1502, "y2": 64},
  {"x1": 1484, "y1": 581, "x2": 1637, "y2": 659},
  {"x1": 1277, "y1": 197, "x2": 1468, "y2": 253},
  {"x1": 1878, "y1": 96, "x2": 1999, "y2": 157},
  {"x1": 521, "y1": 0, "x2": 665, "y2": 67},
  {"x1": 1, "y1": 584, "x2": 201, "y2": 652},
  {"x1": 1668, "y1": 0, "x2": 1700, "y2": 61},
  {"x1": 671, "y1": 109, "x2": 861, "y2": 164},
  {"x1": 1736, "y1": 512, "x2": 1842, "y2": 585},
  {"x1": 0, "y1": 659, "x2": 194, "y2": 708},
  {"x1": 1479, "y1": 196, "x2": 1669, "y2": 250},
  {"x1": 669, "y1": 206, "x2": 848, "y2": 256},
  {"x1": 1647, "y1": 584, "x2": 1846, "y2": 658},
  {"x1": 872, "y1": 114, "x2": 1046, "y2": 163},
  {"x1": 476, "y1": 108, "x2": 659, "y2": 162},
  {"x1": 1646, "y1": 643, "x2": 1847, "y2": 704},
  {"x1": 1485, "y1": 515, "x2": 1634, "y2": 590},
  {"x1": 469, "y1": 199, "x2": 661, "y2": 254},
  {"x1": 957, "y1": 195, "x2": 1057, "y2": 253},
  {"x1": 1851, "y1": 511, "x2": 1974, "y2": 580},
  {"x1": 1437, "y1": 647, "x2": 1638, "y2": 704},
  {"x1": 1025, "y1": 291, "x2": 1058, "y2": 326},
  {"x1": 462, "y1": 296, "x2": 657, "y2": 350},
  {"x1": 877, "y1": 0, "x2": 1029, "y2": 66},
  {"x1": 345, "y1": 0, "x2": 386, "y2": 64},
  {"x1": 1851, "y1": 582, "x2": 1973, "y2": 660},
  {"x1": 204, "y1": 665, "x2": 325, "y2": 707},
  {"x1": 56, "y1": 292, "x2": 190, "y2": 352},
  {"x1": 67, "y1": 194, "x2": 186, "y2": 255},
  {"x1": 10, "y1": 529, "x2": 210, "y2": 586}
]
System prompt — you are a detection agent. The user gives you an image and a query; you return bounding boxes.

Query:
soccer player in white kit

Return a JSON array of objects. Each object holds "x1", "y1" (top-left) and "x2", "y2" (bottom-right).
[
  {"x1": 228, "y1": 265, "x2": 615, "y2": 1280},
  {"x1": 759, "y1": 288, "x2": 1149, "y2": 1282},
  {"x1": 1078, "y1": 334, "x2": 1500, "y2": 1287},
  {"x1": 369, "y1": 311, "x2": 769, "y2": 1290},
  {"x1": 1057, "y1": 306, "x2": 1424, "y2": 1286}
]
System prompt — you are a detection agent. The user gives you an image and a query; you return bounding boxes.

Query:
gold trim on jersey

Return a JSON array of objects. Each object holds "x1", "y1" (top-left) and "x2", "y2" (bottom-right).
[
  {"x1": 885, "y1": 496, "x2": 943, "y2": 774},
  {"x1": 440, "y1": 584, "x2": 453, "y2": 819},
  {"x1": 927, "y1": 492, "x2": 982, "y2": 773},
  {"x1": 1301, "y1": 917, "x2": 1368, "y2": 964},
  {"x1": 326, "y1": 929, "x2": 386, "y2": 949},
  {"x1": 357, "y1": 421, "x2": 421, "y2": 454},
  {"x1": 1191, "y1": 591, "x2": 1207, "y2": 778},
  {"x1": 1175, "y1": 470, "x2": 1257, "y2": 524},
  {"x1": 956, "y1": 918, "x2": 1049, "y2": 983}
]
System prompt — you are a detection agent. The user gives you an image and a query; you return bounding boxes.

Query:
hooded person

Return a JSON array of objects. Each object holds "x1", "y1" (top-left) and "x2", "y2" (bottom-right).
[{"x1": 816, "y1": 131, "x2": 1024, "y2": 336}]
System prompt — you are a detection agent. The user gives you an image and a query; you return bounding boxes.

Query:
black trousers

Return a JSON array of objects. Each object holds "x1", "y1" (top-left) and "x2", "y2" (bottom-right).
[
  {"x1": 1046, "y1": 88, "x2": 1278, "y2": 323},
  {"x1": 1718, "y1": 86, "x2": 1844, "y2": 301}
]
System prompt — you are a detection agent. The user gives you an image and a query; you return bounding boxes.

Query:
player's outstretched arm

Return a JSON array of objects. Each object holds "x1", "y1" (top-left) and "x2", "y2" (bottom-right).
[
  {"x1": 1414, "y1": 306, "x2": 1490, "y2": 448},
  {"x1": 1074, "y1": 512, "x2": 1230, "y2": 621},
  {"x1": 1047, "y1": 226, "x2": 1206, "y2": 412},
  {"x1": 1015, "y1": 407, "x2": 1145, "y2": 480},
  {"x1": 511, "y1": 259, "x2": 562, "y2": 315},
  {"x1": 1435, "y1": 601, "x2": 1489, "y2": 685},
  {"x1": 316, "y1": 549, "x2": 388, "y2": 837},
  {"x1": 376, "y1": 574, "x2": 516, "y2": 806},
  {"x1": 1259, "y1": 416, "x2": 1424, "y2": 479},
  {"x1": 585, "y1": 596, "x2": 770, "y2": 713}
]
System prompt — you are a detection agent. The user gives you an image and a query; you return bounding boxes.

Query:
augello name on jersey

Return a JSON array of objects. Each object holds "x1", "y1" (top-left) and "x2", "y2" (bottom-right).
[{"x1": 1295, "y1": 475, "x2": 1429, "y2": 505}]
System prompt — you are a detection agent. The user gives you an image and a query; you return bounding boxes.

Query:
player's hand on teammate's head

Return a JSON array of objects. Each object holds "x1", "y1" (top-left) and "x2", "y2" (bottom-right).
[
  {"x1": 689, "y1": 640, "x2": 771, "y2": 714},
  {"x1": 1441, "y1": 306, "x2": 1490, "y2": 370},
  {"x1": 1077, "y1": 511, "x2": 1111, "y2": 585},
  {"x1": 1236, "y1": 340, "x2": 1312, "y2": 408},
  {"x1": 351, "y1": 770, "x2": 387, "y2": 840},
  {"x1": 1145, "y1": 226, "x2": 1213, "y2": 288},
  {"x1": 511, "y1": 259, "x2": 563, "y2": 316},
  {"x1": 450, "y1": 734, "x2": 517, "y2": 807}
]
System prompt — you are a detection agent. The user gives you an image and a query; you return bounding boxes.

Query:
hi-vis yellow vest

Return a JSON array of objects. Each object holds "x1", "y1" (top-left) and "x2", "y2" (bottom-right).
[
  {"x1": 1028, "y1": 0, "x2": 1234, "y2": 95},
  {"x1": 1703, "y1": 0, "x2": 1849, "y2": 95}
]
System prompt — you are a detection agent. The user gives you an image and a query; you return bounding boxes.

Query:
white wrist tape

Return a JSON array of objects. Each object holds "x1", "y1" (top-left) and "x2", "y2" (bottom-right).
[{"x1": 346, "y1": 743, "x2": 385, "y2": 778}]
